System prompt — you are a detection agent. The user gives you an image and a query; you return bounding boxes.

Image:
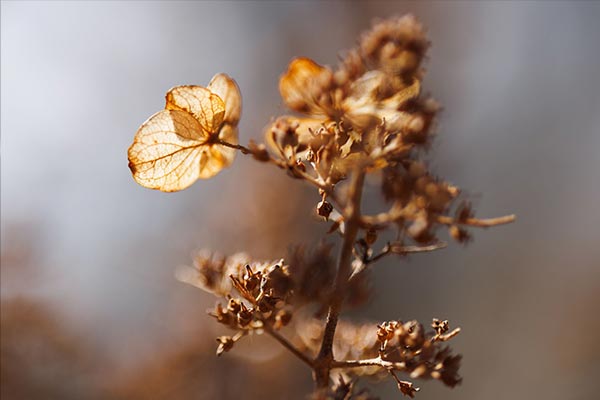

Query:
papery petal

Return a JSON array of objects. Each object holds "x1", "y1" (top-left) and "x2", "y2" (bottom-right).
[
  {"x1": 128, "y1": 110, "x2": 214, "y2": 192},
  {"x1": 198, "y1": 124, "x2": 237, "y2": 178},
  {"x1": 208, "y1": 73, "x2": 242, "y2": 126},
  {"x1": 165, "y1": 85, "x2": 225, "y2": 134}
]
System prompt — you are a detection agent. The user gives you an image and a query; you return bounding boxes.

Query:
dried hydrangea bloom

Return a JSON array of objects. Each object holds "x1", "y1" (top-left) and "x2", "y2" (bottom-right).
[
  {"x1": 128, "y1": 73, "x2": 241, "y2": 192},
  {"x1": 265, "y1": 17, "x2": 439, "y2": 189},
  {"x1": 127, "y1": 13, "x2": 516, "y2": 399}
]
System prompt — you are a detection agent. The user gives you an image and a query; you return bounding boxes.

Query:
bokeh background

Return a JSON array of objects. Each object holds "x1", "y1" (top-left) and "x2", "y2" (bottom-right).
[{"x1": 2, "y1": 1, "x2": 599, "y2": 399}]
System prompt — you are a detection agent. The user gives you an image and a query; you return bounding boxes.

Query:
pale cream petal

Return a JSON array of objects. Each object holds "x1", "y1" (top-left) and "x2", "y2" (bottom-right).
[
  {"x1": 208, "y1": 73, "x2": 242, "y2": 126},
  {"x1": 128, "y1": 109, "x2": 226, "y2": 192},
  {"x1": 165, "y1": 85, "x2": 225, "y2": 134},
  {"x1": 198, "y1": 125, "x2": 238, "y2": 179}
]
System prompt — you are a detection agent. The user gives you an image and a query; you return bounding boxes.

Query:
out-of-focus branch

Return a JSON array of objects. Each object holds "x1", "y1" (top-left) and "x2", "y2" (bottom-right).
[
  {"x1": 437, "y1": 214, "x2": 516, "y2": 227},
  {"x1": 262, "y1": 323, "x2": 314, "y2": 368},
  {"x1": 368, "y1": 241, "x2": 448, "y2": 264},
  {"x1": 361, "y1": 208, "x2": 516, "y2": 229}
]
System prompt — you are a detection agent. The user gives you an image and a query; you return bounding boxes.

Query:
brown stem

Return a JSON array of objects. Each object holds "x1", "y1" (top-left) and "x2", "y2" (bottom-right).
[
  {"x1": 370, "y1": 241, "x2": 447, "y2": 264},
  {"x1": 361, "y1": 209, "x2": 516, "y2": 229},
  {"x1": 215, "y1": 139, "x2": 252, "y2": 154},
  {"x1": 436, "y1": 214, "x2": 516, "y2": 227},
  {"x1": 331, "y1": 356, "x2": 406, "y2": 370},
  {"x1": 313, "y1": 168, "x2": 365, "y2": 389}
]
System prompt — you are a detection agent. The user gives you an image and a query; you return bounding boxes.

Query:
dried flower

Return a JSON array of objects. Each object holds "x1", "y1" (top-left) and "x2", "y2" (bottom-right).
[
  {"x1": 129, "y1": 13, "x2": 515, "y2": 399},
  {"x1": 128, "y1": 73, "x2": 241, "y2": 192}
]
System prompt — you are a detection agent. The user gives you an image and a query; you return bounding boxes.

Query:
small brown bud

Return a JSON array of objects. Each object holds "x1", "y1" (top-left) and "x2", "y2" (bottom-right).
[
  {"x1": 449, "y1": 225, "x2": 471, "y2": 243},
  {"x1": 216, "y1": 336, "x2": 235, "y2": 356},
  {"x1": 317, "y1": 200, "x2": 334, "y2": 219},
  {"x1": 243, "y1": 265, "x2": 261, "y2": 292},
  {"x1": 210, "y1": 303, "x2": 235, "y2": 326},
  {"x1": 275, "y1": 309, "x2": 292, "y2": 329},
  {"x1": 257, "y1": 293, "x2": 279, "y2": 313},
  {"x1": 376, "y1": 324, "x2": 392, "y2": 343},
  {"x1": 227, "y1": 298, "x2": 242, "y2": 314},
  {"x1": 249, "y1": 140, "x2": 270, "y2": 162},
  {"x1": 432, "y1": 318, "x2": 449, "y2": 336},
  {"x1": 397, "y1": 380, "x2": 419, "y2": 398},
  {"x1": 365, "y1": 228, "x2": 378, "y2": 246},
  {"x1": 295, "y1": 160, "x2": 306, "y2": 172}
]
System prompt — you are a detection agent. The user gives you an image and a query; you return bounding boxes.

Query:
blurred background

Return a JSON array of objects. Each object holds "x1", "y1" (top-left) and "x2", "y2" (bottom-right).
[{"x1": 2, "y1": 1, "x2": 599, "y2": 399}]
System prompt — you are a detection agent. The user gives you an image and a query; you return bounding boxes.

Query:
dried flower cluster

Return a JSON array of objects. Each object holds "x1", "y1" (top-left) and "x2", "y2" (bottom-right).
[{"x1": 128, "y1": 14, "x2": 514, "y2": 398}]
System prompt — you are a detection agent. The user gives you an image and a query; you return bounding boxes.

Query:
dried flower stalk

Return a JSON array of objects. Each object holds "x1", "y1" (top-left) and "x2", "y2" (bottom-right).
[{"x1": 128, "y1": 15, "x2": 514, "y2": 398}]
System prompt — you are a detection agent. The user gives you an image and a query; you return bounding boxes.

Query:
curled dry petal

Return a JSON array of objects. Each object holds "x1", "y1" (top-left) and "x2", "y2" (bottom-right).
[
  {"x1": 208, "y1": 73, "x2": 242, "y2": 125},
  {"x1": 279, "y1": 57, "x2": 328, "y2": 115},
  {"x1": 165, "y1": 86, "x2": 225, "y2": 134}
]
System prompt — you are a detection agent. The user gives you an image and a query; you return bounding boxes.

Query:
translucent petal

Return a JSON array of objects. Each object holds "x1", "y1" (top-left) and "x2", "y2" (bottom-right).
[
  {"x1": 165, "y1": 85, "x2": 225, "y2": 134},
  {"x1": 208, "y1": 73, "x2": 242, "y2": 126},
  {"x1": 128, "y1": 109, "x2": 228, "y2": 192},
  {"x1": 198, "y1": 124, "x2": 238, "y2": 179}
]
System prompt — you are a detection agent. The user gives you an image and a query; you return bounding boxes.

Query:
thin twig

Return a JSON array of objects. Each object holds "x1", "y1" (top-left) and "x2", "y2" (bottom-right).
[
  {"x1": 216, "y1": 139, "x2": 252, "y2": 154},
  {"x1": 361, "y1": 209, "x2": 516, "y2": 229},
  {"x1": 331, "y1": 356, "x2": 406, "y2": 371},
  {"x1": 349, "y1": 241, "x2": 447, "y2": 282},
  {"x1": 437, "y1": 214, "x2": 516, "y2": 227},
  {"x1": 370, "y1": 241, "x2": 447, "y2": 264},
  {"x1": 262, "y1": 323, "x2": 314, "y2": 368}
]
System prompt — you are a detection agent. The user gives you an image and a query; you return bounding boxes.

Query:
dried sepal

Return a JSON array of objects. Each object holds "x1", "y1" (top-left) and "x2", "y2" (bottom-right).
[{"x1": 129, "y1": 74, "x2": 242, "y2": 191}]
